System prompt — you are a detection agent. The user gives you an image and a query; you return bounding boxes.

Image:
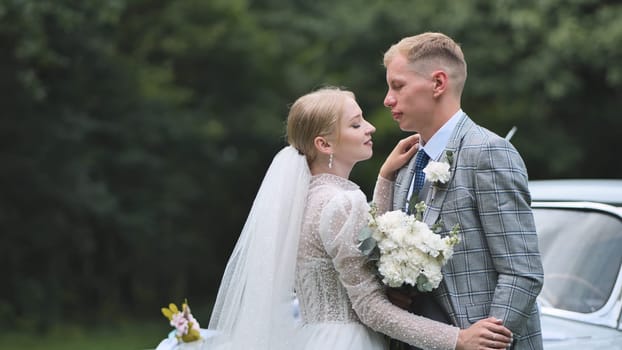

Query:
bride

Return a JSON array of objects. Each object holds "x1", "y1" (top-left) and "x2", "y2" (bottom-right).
[{"x1": 206, "y1": 87, "x2": 512, "y2": 349}]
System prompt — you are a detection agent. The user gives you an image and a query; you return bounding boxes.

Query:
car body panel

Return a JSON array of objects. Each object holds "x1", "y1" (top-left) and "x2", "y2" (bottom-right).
[
  {"x1": 529, "y1": 179, "x2": 622, "y2": 349},
  {"x1": 541, "y1": 315, "x2": 622, "y2": 349},
  {"x1": 529, "y1": 179, "x2": 622, "y2": 206}
]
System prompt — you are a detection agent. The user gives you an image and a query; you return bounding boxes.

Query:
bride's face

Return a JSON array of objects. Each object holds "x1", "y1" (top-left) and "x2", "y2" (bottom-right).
[{"x1": 331, "y1": 98, "x2": 376, "y2": 166}]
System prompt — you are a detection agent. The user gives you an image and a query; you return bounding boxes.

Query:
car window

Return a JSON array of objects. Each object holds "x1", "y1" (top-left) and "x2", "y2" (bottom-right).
[{"x1": 533, "y1": 207, "x2": 622, "y2": 313}]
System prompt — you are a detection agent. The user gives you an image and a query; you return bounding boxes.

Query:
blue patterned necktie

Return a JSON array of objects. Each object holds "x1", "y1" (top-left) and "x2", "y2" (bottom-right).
[
  {"x1": 413, "y1": 150, "x2": 430, "y2": 194},
  {"x1": 406, "y1": 150, "x2": 430, "y2": 214}
]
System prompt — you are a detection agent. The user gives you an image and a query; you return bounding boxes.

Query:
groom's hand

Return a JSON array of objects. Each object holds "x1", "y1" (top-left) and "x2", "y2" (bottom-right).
[{"x1": 386, "y1": 287, "x2": 412, "y2": 311}]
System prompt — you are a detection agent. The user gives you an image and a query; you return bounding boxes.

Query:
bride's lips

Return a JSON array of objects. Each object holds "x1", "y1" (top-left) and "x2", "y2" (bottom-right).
[{"x1": 364, "y1": 139, "x2": 373, "y2": 146}]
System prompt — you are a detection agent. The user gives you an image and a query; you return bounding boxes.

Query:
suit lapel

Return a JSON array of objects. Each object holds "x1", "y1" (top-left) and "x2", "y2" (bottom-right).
[
  {"x1": 423, "y1": 114, "x2": 475, "y2": 227},
  {"x1": 395, "y1": 114, "x2": 476, "y2": 221},
  {"x1": 393, "y1": 153, "x2": 418, "y2": 211},
  {"x1": 426, "y1": 114, "x2": 476, "y2": 323}
]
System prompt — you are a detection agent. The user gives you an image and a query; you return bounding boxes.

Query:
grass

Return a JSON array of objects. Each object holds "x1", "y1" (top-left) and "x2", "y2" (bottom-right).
[
  {"x1": 0, "y1": 321, "x2": 170, "y2": 350},
  {"x1": 0, "y1": 300, "x2": 215, "y2": 349}
]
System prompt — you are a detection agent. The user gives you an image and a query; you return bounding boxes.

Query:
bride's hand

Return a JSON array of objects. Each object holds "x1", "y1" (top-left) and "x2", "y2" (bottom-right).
[
  {"x1": 456, "y1": 317, "x2": 513, "y2": 350},
  {"x1": 379, "y1": 134, "x2": 420, "y2": 180}
]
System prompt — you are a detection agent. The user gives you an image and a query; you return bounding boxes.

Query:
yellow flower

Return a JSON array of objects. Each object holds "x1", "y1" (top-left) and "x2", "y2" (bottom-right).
[
  {"x1": 161, "y1": 303, "x2": 179, "y2": 321},
  {"x1": 161, "y1": 299, "x2": 202, "y2": 343},
  {"x1": 181, "y1": 323, "x2": 201, "y2": 342}
]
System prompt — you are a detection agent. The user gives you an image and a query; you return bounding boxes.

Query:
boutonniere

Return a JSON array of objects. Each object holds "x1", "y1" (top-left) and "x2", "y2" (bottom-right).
[{"x1": 423, "y1": 150, "x2": 454, "y2": 199}]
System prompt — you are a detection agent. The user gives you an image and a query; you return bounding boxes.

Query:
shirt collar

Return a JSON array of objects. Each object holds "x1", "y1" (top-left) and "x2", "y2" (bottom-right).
[{"x1": 420, "y1": 109, "x2": 464, "y2": 161}]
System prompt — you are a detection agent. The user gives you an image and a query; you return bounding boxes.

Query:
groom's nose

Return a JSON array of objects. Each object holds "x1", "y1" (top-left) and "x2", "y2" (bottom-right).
[{"x1": 384, "y1": 93, "x2": 396, "y2": 108}]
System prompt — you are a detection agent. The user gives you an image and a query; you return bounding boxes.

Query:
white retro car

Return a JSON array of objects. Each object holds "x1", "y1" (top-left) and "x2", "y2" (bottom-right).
[{"x1": 529, "y1": 179, "x2": 622, "y2": 349}]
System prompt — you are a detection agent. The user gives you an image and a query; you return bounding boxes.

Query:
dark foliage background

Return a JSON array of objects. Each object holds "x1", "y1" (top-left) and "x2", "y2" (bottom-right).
[{"x1": 1, "y1": 0, "x2": 620, "y2": 330}]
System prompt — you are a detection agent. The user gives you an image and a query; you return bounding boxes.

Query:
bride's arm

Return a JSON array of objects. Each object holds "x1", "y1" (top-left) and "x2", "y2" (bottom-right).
[
  {"x1": 319, "y1": 191, "x2": 459, "y2": 350},
  {"x1": 372, "y1": 176, "x2": 394, "y2": 215},
  {"x1": 378, "y1": 134, "x2": 420, "y2": 181},
  {"x1": 371, "y1": 133, "x2": 419, "y2": 215}
]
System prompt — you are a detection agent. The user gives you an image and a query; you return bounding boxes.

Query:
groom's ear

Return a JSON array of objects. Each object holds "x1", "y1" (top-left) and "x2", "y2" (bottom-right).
[
  {"x1": 313, "y1": 136, "x2": 332, "y2": 155},
  {"x1": 431, "y1": 70, "x2": 448, "y2": 98}
]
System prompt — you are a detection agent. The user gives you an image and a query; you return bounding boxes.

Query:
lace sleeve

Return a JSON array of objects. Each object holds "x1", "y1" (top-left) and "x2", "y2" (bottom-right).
[
  {"x1": 319, "y1": 190, "x2": 459, "y2": 350},
  {"x1": 372, "y1": 176, "x2": 394, "y2": 215}
]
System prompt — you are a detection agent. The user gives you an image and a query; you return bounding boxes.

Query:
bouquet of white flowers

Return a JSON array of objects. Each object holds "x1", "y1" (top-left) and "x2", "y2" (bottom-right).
[{"x1": 358, "y1": 201, "x2": 460, "y2": 292}]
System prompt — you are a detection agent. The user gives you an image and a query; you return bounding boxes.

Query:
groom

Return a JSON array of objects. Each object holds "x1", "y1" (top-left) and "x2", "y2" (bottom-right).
[{"x1": 382, "y1": 33, "x2": 544, "y2": 349}]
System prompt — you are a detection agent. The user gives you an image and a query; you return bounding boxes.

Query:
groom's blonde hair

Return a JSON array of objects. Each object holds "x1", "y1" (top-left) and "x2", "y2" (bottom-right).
[
  {"x1": 384, "y1": 32, "x2": 467, "y2": 97},
  {"x1": 287, "y1": 86, "x2": 355, "y2": 163}
]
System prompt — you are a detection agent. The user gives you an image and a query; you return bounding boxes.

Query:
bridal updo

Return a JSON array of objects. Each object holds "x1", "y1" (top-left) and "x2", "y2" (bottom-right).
[{"x1": 286, "y1": 86, "x2": 355, "y2": 163}]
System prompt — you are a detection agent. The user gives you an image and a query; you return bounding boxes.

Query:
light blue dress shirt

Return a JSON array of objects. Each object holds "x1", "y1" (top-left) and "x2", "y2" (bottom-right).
[{"x1": 405, "y1": 109, "x2": 465, "y2": 204}]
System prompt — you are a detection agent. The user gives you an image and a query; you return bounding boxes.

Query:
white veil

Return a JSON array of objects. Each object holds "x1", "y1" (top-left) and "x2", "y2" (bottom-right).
[{"x1": 206, "y1": 146, "x2": 310, "y2": 349}]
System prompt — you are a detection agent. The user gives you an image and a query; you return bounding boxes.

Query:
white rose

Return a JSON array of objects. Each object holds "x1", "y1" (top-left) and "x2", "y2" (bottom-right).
[
  {"x1": 371, "y1": 227, "x2": 385, "y2": 242},
  {"x1": 387, "y1": 225, "x2": 410, "y2": 245},
  {"x1": 378, "y1": 255, "x2": 404, "y2": 287},
  {"x1": 377, "y1": 237, "x2": 399, "y2": 253},
  {"x1": 423, "y1": 161, "x2": 451, "y2": 184},
  {"x1": 377, "y1": 210, "x2": 407, "y2": 232}
]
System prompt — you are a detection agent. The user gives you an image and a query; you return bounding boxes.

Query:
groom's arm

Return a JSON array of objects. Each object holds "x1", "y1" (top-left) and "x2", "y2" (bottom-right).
[{"x1": 474, "y1": 137, "x2": 544, "y2": 336}]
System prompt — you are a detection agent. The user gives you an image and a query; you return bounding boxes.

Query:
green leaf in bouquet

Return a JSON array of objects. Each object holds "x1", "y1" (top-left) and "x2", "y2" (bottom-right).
[
  {"x1": 368, "y1": 246, "x2": 380, "y2": 262},
  {"x1": 431, "y1": 219, "x2": 444, "y2": 233},
  {"x1": 358, "y1": 236, "x2": 377, "y2": 256},
  {"x1": 414, "y1": 201, "x2": 426, "y2": 221},
  {"x1": 446, "y1": 223, "x2": 461, "y2": 245},
  {"x1": 416, "y1": 274, "x2": 433, "y2": 292},
  {"x1": 407, "y1": 195, "x2": 419, "y2": 215},
  {"x1": 358, "y1": 225, "x2": 373, "y2": 241}
]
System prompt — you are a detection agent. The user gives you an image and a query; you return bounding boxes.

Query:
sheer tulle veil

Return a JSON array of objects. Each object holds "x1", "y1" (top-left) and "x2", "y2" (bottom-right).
[{"x1": 206, "y1": 146, "x2": 310, "y2": 349}]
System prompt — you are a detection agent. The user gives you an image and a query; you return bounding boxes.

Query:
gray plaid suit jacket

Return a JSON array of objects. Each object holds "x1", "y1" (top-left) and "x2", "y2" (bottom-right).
[{"x1": 393, "y1": 114, "x2": 544, "y2": 349}]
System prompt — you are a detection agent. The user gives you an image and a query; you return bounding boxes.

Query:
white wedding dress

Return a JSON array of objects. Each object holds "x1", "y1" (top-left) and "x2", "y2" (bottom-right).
[
  {"x1": 293, "y1": 173, "x2": 459, "y2": 349},
  {"x1": 157, "y1": 148, "x2": 460, "y2": 350}
]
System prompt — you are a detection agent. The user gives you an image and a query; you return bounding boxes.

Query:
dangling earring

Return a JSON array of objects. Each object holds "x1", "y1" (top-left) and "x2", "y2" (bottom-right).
[{"x1": 328, "y1": 153, "x2": 333, "y2": 169}]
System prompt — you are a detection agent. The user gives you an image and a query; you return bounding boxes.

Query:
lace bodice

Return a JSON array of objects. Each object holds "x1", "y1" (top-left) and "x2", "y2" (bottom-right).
[{"x1": 295, "y1": 174, "x2": 459, "y2": 350}]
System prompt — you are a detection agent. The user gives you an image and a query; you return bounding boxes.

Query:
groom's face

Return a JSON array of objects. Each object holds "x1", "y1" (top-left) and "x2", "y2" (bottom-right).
[{"x1": 384, "y1": 54, "x2": 435, "y2": 133}]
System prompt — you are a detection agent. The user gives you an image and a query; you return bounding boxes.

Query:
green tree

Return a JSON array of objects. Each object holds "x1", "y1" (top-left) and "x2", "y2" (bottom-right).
[{"x1": 1, "y1": 0, "x2": 620, "y2": 331}]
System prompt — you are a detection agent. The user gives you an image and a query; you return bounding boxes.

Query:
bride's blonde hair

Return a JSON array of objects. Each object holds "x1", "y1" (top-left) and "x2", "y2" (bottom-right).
[{"x1": 286, "y1": 86, "x2": 355, "y2": 163}]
